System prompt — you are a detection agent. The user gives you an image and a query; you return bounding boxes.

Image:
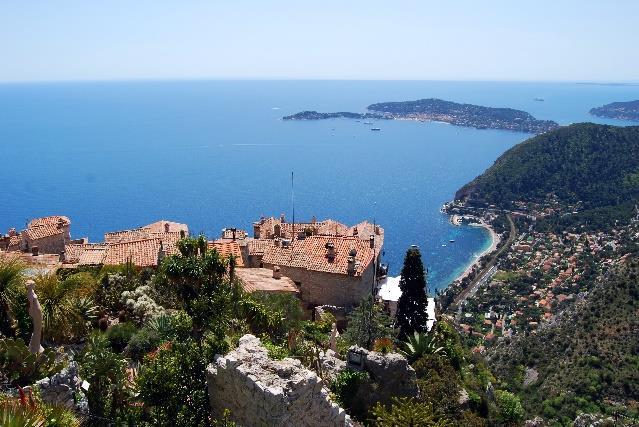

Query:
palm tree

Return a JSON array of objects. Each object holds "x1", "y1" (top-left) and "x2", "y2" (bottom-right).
[
  {"x1": 399, "y1": 331, "x2": 444, "y2": 362},
  {"x1": 0, "y1": 258, "x2": 25, "y2": 336},
  {"x1": 33, "y1": 273, "x2": 97, "y2": 343}
]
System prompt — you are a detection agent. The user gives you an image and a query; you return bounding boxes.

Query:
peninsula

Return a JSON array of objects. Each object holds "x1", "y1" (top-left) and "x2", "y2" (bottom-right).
[
  {"x1": 283, "y1": 98, "x2": 559, "y2": 134},
  {"x1": 589, "y1": 99, "x2": 639, "y2": 121}
]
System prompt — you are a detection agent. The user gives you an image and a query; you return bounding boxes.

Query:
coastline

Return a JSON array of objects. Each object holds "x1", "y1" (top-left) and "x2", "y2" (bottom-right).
[{"x1": 450, "y1": 218, "x2": 500, "y2": 284}]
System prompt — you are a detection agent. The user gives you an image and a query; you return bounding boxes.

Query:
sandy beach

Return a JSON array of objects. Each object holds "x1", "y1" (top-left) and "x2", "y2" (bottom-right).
[{"x1": 451, "y1": 219, "x2": 500, "y2": 284}]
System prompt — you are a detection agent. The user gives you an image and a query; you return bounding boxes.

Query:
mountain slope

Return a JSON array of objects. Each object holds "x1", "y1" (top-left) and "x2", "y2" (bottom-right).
[
  {"x1": 455, "y1": 123, "x2": 639, "y2": 228},
  {"x1": 487, "y1": 256, "x2": 639, "y2": 423}
]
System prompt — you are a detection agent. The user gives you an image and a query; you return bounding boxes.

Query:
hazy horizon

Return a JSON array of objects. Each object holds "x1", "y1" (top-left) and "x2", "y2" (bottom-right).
[{"x1": 2, "y1": 1, "x2": 638, "y2": 83}]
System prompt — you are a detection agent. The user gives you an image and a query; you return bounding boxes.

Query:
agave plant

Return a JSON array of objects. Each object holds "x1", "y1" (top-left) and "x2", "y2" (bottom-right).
[
  {"x1": 0, "y1": 388, "x2": 80, "y2": 427},
  {"x1": 0, "y1": 258, "x2": 25, "y2": 336},
  {"x1": 0, "y1": 338, "x2": 63, "y2": 386},
  {"x1": 399, "y1": 331, "x2": 445, "y2": 362}
]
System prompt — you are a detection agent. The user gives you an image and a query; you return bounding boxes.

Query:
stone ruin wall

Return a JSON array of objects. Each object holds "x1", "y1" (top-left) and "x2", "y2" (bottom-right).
[{"x1": 206, "y1": 335, "x2": 352, "y2": 427}]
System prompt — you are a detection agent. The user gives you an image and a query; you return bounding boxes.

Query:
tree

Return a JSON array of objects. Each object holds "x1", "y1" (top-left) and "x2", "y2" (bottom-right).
[
  {"x1": 342, "y1": 296, "x2": 396, "y2": 349},
  {"x1": 395, "y1": 247, "x2": 429, "y2": 338},
  {"x1": 0, "y1": 258, "x2": 25, "y2": 337}
]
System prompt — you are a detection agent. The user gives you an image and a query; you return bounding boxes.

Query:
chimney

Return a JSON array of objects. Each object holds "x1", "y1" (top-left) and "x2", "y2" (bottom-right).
[
  {"x1": 253, "y1": 223, "x2": 261, "y2": 239},
  {"x1": 273, "y1": 265, "x2": 281, "y2": 279},
  {"x1": 31, "y1": 246, "x2": 39, "y2": 256},
  {"x1": 311, "y1": 216, "x2": 317, "y2": 224},
  {"x1": 280, "y1": 213, "x2": 286, "y2": 223},
  {"x1": 353, "y1": 227, "x2": 358, "y2": 236},
  {"x1": 375, "y1": 225, "x2": 380, "y2": 235},
  {"x1": 369, "y1": 234, "x2": 375, "y2": 249},
  {"x1": 164, "y1": 223, "x2": 170, "y2": 233},
  {"x1": 347, "y1": 256, "x2": 356, "y2": 275},
  {"x1": 232, "y1": 228, "x2": 237, "y2": 241},
  {"x1": 57, "y1": 218, "x2": 65, "y2": 229},
  {"x1": 8, "y1": 228, "x2": 16, "y2": 237},
  {"x1": 180, "y1": 230, "x2": 186, "y2": 239},
  {"x1": 326, "y1": 242, "x2": 336, "y2": 261}
]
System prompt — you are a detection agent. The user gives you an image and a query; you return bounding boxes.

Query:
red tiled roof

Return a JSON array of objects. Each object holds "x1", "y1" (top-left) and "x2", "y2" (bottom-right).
[
  {"x1": 143, "y1": 220, "x2": 189, "y2": 234},
  {"x1": 64, "y1": 243, "x2": 107, "y2": 265},
  {"x1": 208, "y1": 240, "x2": 245, "y2": 267},
  {"x1": 262, "y1": 235, "x2": 374, "y2": 276},
  {"x1": 247, "y1": 239, "x2": 273, "y2": 255},
  {"x1": 24, "y1": 216, "x2": 70, "y2": 241},
  {"x1": 236, "y1": 268, "x2": 298, "y2": 293},
  {"x1": 103, "y1": 238, "x2": 162, "y2": 267},
  {"x1": 8, "y1": 235, "x2": 22, "y2": 251}
]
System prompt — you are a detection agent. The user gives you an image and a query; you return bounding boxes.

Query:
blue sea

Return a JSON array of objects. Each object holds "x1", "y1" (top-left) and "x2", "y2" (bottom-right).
[{"x1": 1, "y1": 80, "x2": 638, "y2": 291}]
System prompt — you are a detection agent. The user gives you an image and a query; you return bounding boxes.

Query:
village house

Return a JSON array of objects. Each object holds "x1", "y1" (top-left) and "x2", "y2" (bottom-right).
[
  {"x1": 62, "y1": 220, "x2": 189, "y2": 268},
  {"x1": 0, "y1": 216, "x2": 72, "y2": 255}
]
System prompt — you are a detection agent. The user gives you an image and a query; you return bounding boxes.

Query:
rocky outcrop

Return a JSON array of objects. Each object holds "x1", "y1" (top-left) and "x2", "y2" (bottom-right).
[
  {"x1": 206, "y1": 335, "x2": 352, "y2": 427},
  {"x1": 573, "y1": 413, "x2": 616, "y2": 427},
  {"x1": 346, "y1": 346, "x2": 419, "y2": 405},
  {"x1": 34, "y1": 361, "x2": 88, "y2": 412}
]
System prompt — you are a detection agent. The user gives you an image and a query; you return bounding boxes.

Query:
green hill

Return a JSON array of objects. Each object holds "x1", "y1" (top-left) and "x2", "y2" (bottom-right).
[
  {"x1": 455, "y1": 123, "x2": 639, "y2": 229},
  {"x1": 487, "y1": 256, "x2": 639, "y2": 424}
]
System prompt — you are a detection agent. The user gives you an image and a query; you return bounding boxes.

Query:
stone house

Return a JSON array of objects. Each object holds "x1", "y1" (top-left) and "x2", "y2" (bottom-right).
[
  {"x1": 261, "y1": 235, "x2": 378, "y2": 308},
  {"x1": 4, "y1": 216, "x2": 72, "y2": 255}
]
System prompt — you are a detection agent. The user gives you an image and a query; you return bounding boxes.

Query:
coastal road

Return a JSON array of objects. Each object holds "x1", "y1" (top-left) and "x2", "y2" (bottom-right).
[{"x1": 452, "y1": 214, "x2": 517, "y2": 310}]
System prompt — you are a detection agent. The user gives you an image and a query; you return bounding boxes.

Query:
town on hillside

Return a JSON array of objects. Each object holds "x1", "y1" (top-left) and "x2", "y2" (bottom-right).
[{"x1": 0, "y1": 214, "x2": 399, "y2": 322}]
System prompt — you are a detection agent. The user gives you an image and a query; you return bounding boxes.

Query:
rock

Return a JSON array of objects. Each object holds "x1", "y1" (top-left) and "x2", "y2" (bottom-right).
[
  {"x1": 346, "y1": 346, "x2": 418, "y2": 404},
  {"x1": 573, "y1": 413, "x2": 615, "y2": 427},
  {"x1": 34, "y1": 361, "x2": 88, "y2": 412},
  {"x1": 524, "y1": 416, "x2": 548, "y2": 426},
  {"x1": 319, "y1": 349, "x2": 346, "y2": 383},
  {"x1": 523, "y1": 367, "x2": 539, "y2": 387},
  {"x1": 207, "y1": 334, "x2": 352, "y2": 426}
]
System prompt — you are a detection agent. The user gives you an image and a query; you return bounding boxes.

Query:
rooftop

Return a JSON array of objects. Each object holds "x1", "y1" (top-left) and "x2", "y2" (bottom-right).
[{"x1": 235, "y1": 268, "x2": 299, "y2": 294}]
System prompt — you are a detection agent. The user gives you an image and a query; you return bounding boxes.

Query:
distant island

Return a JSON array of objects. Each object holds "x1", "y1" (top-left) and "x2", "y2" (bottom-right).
[
  {"x1": 589, "y1": 99, "x2": 639, "y2": 121},
  {"x1": 283, "y1": 98, "x2": 559, "y2": 134}
]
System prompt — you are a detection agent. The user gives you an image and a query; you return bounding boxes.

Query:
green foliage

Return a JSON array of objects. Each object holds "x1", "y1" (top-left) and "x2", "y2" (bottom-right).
[
  {"x1": 95, "y1": 272, "x2": 137, "y2": 314},
  {"x1": 0, "y1": 258, "x2": 25, "y2": 336},
  {"x1": 125, "y1": 327, "x2": 161, "y2": 362},
  {"x1": 458, "y1": 123, "x2": 639, "y2": 230},
  {"x1": 396, "y1": 247, "x2": 430, "y2": 338},
  {"x1": 120, "y1": 285, "x2": 165, "y2": 324},
  {"x1": 494, "y1": 390, "x2": 524, "y2": 425},
  {"x1": 0, "y1": 338, "x2": 63, "y2": 387},
  {"x1": 137, "y1": 337, "x2": 228, "y2": 427},
  {"x1": 0, "y1": 392, "x2": 81, "y2": 427},
  {"x1": 261, "y1": 337, "x2": 290, "y2": 360},
  {"x1": 34, "y1": 273, "x2": 98, "y2": 343},
  {"x1": 489, "y1": 258, "x2": 639, "y2": 421},
  {"x1": 400, "y1": 331, "x2": 444, "y2": 363},
  {"x1": 105, "y1": 322, "x2": 138, "y2": 353},
  {"x1": 247, "y1": 291, "x2": 303, "y2": 342},
  {"x1": 78, "y1": 333, "x2": 130, "y2": 425},
  {"x1": 370, "y1": 397, "x2": 453, "y2": 426},
  {"x1": 330, "y1": 369, "x2": 370, "y2": 411},
  {"x1": 342, "y1": 296, "x2": 396, "y2": 349}
]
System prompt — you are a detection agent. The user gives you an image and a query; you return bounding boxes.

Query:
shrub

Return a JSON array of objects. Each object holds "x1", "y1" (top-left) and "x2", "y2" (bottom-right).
[
  {"x1": 105, "y1": 322, "x2": 138, "y2": 353},
  {"x1": 125, "y1": 328, "x2": 161, "y2": 362},
  {"x1": 0, "y1": 338, "x2": 64, "y2": 387},
  {"x1": 370, "y1": 397, "x2": 452, "y2": 426},
  {"x1": 494, "y1": 390, "x2": 524, "y2": 425},
  {"x1": 330, "y1": 369, "x2": 370, "y2": 410}
]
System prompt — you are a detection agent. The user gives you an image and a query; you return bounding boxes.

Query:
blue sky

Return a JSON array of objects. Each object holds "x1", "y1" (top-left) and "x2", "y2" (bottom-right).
[{"x1": 1, "y1": 1, "x2": 638, "y2": 82}]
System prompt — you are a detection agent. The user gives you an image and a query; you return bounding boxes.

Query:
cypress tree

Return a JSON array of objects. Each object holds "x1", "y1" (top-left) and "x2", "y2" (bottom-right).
[{"x1": 395, "y1": 246, "x2": 429, "y2": 338}]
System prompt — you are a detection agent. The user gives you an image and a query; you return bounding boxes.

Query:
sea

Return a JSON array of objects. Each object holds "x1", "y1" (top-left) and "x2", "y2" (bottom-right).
[{"x1": 2, "y1": 80, "x2": 638, "y2": 291}]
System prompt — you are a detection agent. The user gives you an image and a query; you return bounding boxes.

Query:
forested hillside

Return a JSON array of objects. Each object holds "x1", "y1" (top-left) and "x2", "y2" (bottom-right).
[{"x1": 456, "y1": 123, "x2": 639, "y2": 229}]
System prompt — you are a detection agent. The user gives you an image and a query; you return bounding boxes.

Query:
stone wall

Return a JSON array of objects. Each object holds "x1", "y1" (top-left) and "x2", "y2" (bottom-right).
[
  {"x1": 262, "y1": 261, "x2": 374, "y2": 308},
  {"x1": 206, "y1": 335, "x2": 352, "y2": 427},
  {"x1": 346, "y1": 346, "x2": 419, "y2": 409}
]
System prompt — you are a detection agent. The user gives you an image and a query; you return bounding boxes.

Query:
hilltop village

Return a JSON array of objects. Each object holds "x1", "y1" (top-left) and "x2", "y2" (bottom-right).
[{"x1": 0, "y1": 214, "x2": 388, "y2": 315}]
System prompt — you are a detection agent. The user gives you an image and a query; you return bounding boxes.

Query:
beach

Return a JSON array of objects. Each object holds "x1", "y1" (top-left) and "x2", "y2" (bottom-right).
[{"x1": 451, "y1": 219, "x2": 500, "y2": 284}]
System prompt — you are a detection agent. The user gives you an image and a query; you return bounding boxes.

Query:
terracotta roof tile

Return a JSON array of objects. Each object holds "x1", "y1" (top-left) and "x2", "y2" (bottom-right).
[
  {"x1": 64, "y1": 243, "x2": 107, "y2": 265},
  {"x1": 103, "y1": 238, "x2": 162, "y2": 267},
  {"x1": 208, "y1": 240, "x2": 245, "y2": 267},
  {"x1": 236, "y1": 268, "x2": 298, "y2": 293},
  {"x1": 262, "y1": 235, "x2": 374, "y2": 276},
  {"x1": 247, "y1": 239, "x2": 273, "y2": 255},
  {"x1": 24, "y1": 216, "x2": 70, "y2": 241}
]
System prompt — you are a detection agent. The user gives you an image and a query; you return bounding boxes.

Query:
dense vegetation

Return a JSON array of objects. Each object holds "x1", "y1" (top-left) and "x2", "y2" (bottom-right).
[
  {"x1": 456, "y1": 123, "x2": 639, "y2": 229},
  {"x1": 590, "y1": 100, "x2": 639, "y2": 121},
  {"x1": 488, "y1": 256, "x2": 639, "y2": 425}
]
